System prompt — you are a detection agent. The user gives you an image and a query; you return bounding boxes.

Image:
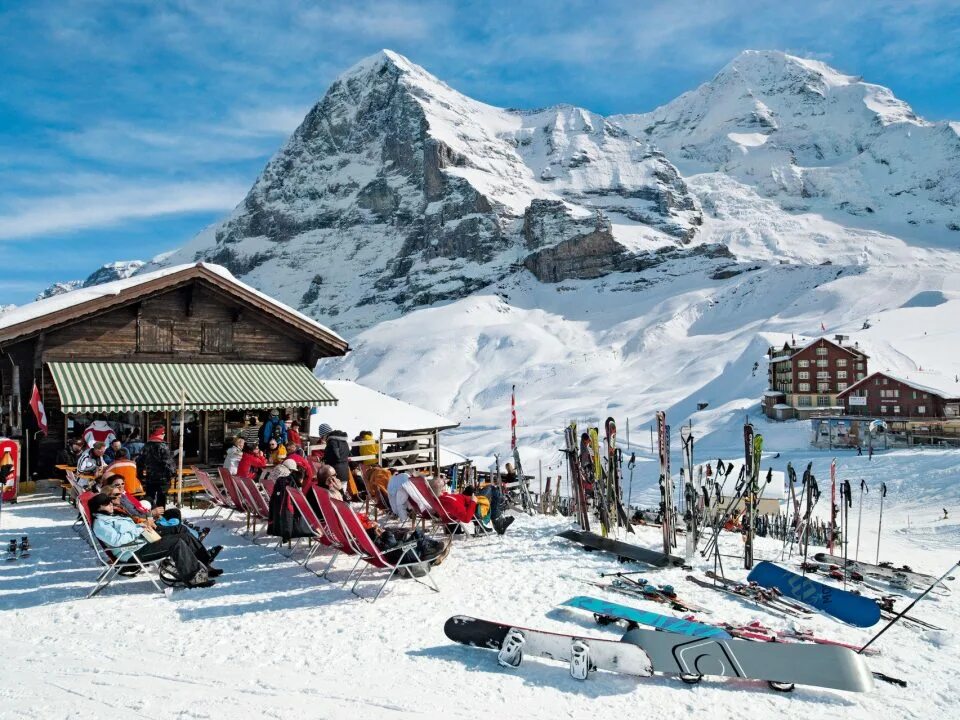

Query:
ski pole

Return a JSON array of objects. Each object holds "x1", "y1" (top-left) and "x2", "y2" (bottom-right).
[
  {"x1": 841, "y1": 479, "x2": 851, "y2": 589},
  {"x1": 876, "y1": 482, "x2": 886, "y2": 565},
  {"x1": 627, "y1": 452, "x2": 636, "y2": 512},
  {"x1": 855, "y1": 479, "x2": 867, "y2": 561},
  {"x1": 859, "y1": 559, "x2": 960, "y2": 655}
]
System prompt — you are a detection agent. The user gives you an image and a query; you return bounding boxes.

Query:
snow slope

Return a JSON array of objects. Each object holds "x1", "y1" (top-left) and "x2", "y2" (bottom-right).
[{"x1": 2, "y1": 447, "x2": 957, "y2": 720}]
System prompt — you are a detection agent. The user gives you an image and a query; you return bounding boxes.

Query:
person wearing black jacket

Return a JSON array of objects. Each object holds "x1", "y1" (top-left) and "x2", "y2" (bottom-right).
[
  {"x1": 137, "y1": 426, "x2": 175, "y2": 508},
  {"x1": 323, "y1": 430, "x2": 352, "y2": 488}
]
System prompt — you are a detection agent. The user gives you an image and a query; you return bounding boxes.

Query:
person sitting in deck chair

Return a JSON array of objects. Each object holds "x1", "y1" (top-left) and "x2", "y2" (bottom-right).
[
  {"x1": 267, "y1": 438, "x2": 287, "y2": 465},
  {"x1": 101, "y1": 476, "x2": 210, "y2": 541},
  {"x1": 472, "y1": 481, "x2": 514, "y2": 535},
  {"x1": 89, "y1": 493, "x2": 222, "y2": 588},
  {"x1": 236, "y1": 443, "x2": 267, "y2": 480},
  {"x1": 223, "y1": 436, "x2": 245, "y2": 475},
  {"x1": 104, "y1": 448, "x2": 143, "y2": 496}
]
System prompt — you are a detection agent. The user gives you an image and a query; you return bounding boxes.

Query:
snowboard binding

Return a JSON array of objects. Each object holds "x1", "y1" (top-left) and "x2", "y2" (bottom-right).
[
  {"x1": 569, "y1": 639, "x2": 594, "y2": 680},
  {"x1": 497, "y1": 628, "x2": 525, "y2": 668}
]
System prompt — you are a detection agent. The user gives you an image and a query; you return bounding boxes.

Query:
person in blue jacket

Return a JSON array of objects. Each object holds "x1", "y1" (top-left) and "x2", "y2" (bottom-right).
[
  {"x1": 259, "y1": 410, "x2": 288, "y2": 451},
  {"x1": 89, "y1": 493, "x2": 222, "y2": 588}
]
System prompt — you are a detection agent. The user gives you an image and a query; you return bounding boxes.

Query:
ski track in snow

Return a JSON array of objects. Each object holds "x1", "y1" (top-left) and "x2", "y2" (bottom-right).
[{"x1": 2, "y1": 441, "x2": 957, "y2": 720}]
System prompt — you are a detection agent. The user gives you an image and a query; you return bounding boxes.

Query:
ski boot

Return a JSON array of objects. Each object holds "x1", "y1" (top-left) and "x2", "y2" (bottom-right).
[
  {"x1": 497, "y1": 628, "x2": 525, "y2": 668},
  {"x1": 6, "y1": 539, "x2": 17, "y2": 562},
  {"x1": 569, "y1": 639, "x2": 593, "y2": 680},
  {"x1": 18, "y1": 536, "x2": 30, "y2": 558}
]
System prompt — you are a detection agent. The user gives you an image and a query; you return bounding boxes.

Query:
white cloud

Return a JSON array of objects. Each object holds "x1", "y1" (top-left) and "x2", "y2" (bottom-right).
[{"x1": 0, "y1": 179, "x2": 247, "y2": 240}]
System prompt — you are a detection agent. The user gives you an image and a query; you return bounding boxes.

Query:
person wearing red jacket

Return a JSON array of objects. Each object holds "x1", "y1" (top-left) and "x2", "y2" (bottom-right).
[
  {"x1": 236, "y1": 443, "x2": 267, "y2": 479},
  {"x1": 285, "y1": 448, "x2": 315, "y2": 485}
]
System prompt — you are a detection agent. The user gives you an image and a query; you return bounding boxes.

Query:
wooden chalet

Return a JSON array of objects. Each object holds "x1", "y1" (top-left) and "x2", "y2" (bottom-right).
[{"x1": 0, "y1": 262, "x2": 349, "y2": 482}]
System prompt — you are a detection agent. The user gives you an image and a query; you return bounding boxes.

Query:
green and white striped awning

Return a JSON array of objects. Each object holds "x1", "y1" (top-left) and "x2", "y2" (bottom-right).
[{"x1": 48, "y1": 361, "x2": 338, "y2": 413}]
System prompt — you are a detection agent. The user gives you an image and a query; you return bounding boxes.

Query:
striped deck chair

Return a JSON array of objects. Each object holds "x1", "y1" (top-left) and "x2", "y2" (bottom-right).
[{"x1": 234, "y1": 474, "x2": 272, "y2": 540}]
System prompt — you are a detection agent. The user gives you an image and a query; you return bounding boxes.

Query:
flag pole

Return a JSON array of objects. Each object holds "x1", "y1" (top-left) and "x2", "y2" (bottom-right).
[{"x1": 177, "y1": 388, "x2": 186, "y2": 508}]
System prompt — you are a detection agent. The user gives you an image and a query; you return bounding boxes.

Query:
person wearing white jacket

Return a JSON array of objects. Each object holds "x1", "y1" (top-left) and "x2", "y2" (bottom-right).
[{"x1": 223, "y1": 436, "x2": 244, "y2": 475}]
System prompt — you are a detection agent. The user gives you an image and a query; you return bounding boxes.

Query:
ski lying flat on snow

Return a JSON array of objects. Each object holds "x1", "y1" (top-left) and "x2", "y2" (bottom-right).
[
  {"x1": 747, "y1": 561, "x2": 882, "y2": 628},
  {"x1": 685, "y1": 575, "x2": 797, "y2": 619},
  {"x1": 556, "y1": 528, "x2": 686, "y2": 568},
  {"x1": 443, "y1": 615, "x2": 653, "y2": 678},
  {"x1": 813, "y1": 553, "x2": 945, "y2": 588},
  {"x1": 562, "y1": 596, "x2": 729, "y2": 638},
  {"x1": 704, "y1": 571, "x2": 813, "y2": 615},
  {"x1": 562, "y1": 575, "x2": 704, "y2": 612},
  {"x1": 620, "y1": 625, "x2": 875, "y2": 692}
]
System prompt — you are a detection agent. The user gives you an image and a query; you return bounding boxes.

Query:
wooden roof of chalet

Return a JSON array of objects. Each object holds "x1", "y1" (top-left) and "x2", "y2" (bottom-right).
[{"x1": 0, "y1": 262, "x2": 349, "y2": 357}]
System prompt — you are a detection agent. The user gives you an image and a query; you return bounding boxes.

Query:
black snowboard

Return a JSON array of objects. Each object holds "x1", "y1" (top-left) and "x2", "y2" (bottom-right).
[{"x1": 557, "y1": 529, "x2": 687, "y2": 568}]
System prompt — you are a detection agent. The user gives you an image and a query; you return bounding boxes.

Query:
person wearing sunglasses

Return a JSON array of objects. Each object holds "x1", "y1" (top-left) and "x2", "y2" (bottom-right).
[{"x1": 89, "y1": 493, "x2": 222, "y2": 588}]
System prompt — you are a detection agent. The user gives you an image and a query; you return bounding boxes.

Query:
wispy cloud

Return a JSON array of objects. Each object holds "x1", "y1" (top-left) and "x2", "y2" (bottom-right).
[{"x1": 0, "y1": 179, "x2": 247, "y2": 240}]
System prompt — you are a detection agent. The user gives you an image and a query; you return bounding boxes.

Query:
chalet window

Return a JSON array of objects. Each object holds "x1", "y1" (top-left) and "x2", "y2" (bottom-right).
[
  {"x1": 912, "y1": 391, "x2": 917, "y2": 399},
  {"x1": 880, "y1": 406, "x2": 888, "y2": 413},
  {"x1": 918, "y1": 406, "x2": 926, "y2": 415},
  {"x1": 837, "y1": 382, "x2": 848, "y2": 391},
  {"x1": 837, "y1": 370, "x2": 847, "y2": 379},
  {"x1": 817, "y1": 371, "x2": 830, "y2": 379},
  {"x1": 798, "y1": 383, "x2": 810, "y2": 392},
  {"x1": 836, "y1": 359, "x2": 847, "y2": 367},
  {"x1": 137, "y1": 318, "x2": 173, "y2": 353},
  {"x1": 798, "y1": 360, "x2": 809, "y2": 368},
  {"x1": 798, "y1": 396, "x2": 812, "y2": 406},
  {"x1": 818, "y1": 382, "x2": 831, "y2": 392},
  {"x1": 816, "y1": 347, "x2": 828, "y2": 356},
  {"x1": 857, "y1": 373, "x2": 865, "y2": 380},
  {"x1": 816, "y1": 359, "x2": 828, "y2": 368},
  {"x1": 798, "y1": 371, "x2": 809, "y2": 380},
  {"x1": 893, "y1": 406, "x2": 900, "y2": 415},
  {"x1": 817, "y1": 396, "x2": 832, "y2": 407},
  {"x1": 201, "y1": 321, "x2": 234, "y2": 354},
  {"x1": 894, "y1": 389, "x2": 900, "y2": 398}
]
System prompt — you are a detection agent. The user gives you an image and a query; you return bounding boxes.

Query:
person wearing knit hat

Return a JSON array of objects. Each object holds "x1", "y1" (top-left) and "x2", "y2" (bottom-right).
[{"x1": 137, "y1": 425, "x2": 175, "y2": 508}]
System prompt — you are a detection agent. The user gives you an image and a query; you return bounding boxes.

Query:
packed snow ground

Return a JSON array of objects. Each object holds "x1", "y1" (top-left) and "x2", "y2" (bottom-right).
[{"x1": 1, "y1": 427, "x2": 957, "y2": 720}]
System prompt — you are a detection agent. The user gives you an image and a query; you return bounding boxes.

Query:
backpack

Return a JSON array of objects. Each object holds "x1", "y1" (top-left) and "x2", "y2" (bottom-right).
[{"x1": 267, "y1": 476, "x2": 313, "y2": 540}]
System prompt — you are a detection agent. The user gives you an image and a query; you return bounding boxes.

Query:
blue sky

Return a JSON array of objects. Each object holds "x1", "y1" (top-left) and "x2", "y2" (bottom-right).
[{"x1": 1, "y1": 0, "x2": 958, "y2": 305}]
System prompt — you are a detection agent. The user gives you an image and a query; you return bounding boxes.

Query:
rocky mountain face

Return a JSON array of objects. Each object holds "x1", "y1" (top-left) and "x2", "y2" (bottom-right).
[
  {"x1": 149, "y1": 51, "x2": 703, "y2": 333},
  {"x1": 138, "y1": 49, "x2": 957, "y2": 337},
  {"x1": 36, "y1": 261, "x2": 145, "y2": 301}
]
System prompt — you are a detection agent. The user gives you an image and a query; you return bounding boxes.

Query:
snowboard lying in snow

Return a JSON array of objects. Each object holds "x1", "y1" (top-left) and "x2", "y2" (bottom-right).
[
  {"x1": 813, "y1": 553, "x2": 947, "y2": 588},
  {"x1": 620, "y1": 626, "x2": 875, "y2": 692},
  {"x1": 443, "y1": 616, "x2": 653, "y2": 679},
  {"x1": 561, "y1": 596, "x2": 731, "y2": 638},
  {"x1": 556, "y1": 529, "x2": 686, "y2": 568},
  {"x1": 747, "y1": 561, "x2": 881, "y2": 627}
]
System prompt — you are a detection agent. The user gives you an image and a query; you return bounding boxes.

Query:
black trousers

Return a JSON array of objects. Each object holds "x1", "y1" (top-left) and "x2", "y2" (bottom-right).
[
  {"x1": 144, "y1": 482, "x2": 168, "y2": 508},
  {"x1": 135, "y1": 532, "x2": 210, "y2": 581}
]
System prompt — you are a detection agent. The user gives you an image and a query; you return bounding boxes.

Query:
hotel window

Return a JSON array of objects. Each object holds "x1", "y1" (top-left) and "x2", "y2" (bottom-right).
[
  {"x1": 798, "y1": 383, "x2": 810, "y2": 392},
  {"x1": 816, "y1": 347, "x2": 828, "y2": 356},
  {"x1": 798, "y1": 371, "x2": 809, "y2": 380},
  {"x1": 918, "y1": 406, "x2": 926, "y2": 415},
  {"x1": 836, "y1": 358, "x2": 847, "y2": 367},
  {"x1": 817, "y1": 371, "x2": 830, "y2": 379},
  {"x1": 798, "y1": 396, "x2": 812, "y2": 406},
  {"x1": 837, "y1": 382, "x2": 848, "y2": 391},
  {"x1": 837, "y1": 370, "x2": 847, "y2": 379},
  {"x1": 798, "y1": 360, "x2": 809, "y2": 368},
  {"x1": 893, "y1": 406, "x2": 900, "y2": 415},
  {"x1": 818, "y1": 382, "x2": 831, "y2": 392},
  {"x1": 880, "y1": 406, "x2": 888, "y2": 413},
  {"x1": 816, "y1": 359, "x2": 829, "y2": 368},
  {"x1": 857, "y1": 373, "x2": 865, "y2": 380}
]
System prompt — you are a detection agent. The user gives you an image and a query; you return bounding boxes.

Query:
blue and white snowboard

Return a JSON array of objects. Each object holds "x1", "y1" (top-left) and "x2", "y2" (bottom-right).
[
  {"x1": 562, "y1": 596, "x2": 731, "y2": 639},
  {"x1": 747, "y1": 561, "x2": 881, "y2": 627}
]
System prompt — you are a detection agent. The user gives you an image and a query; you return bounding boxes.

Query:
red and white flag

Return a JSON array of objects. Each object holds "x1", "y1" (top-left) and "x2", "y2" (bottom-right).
[
  {"x1": 30, "y1": 382, "x2": 47, "y2": 436},
  {"x1": 510, "y1": 385, "x2": 517, "y2": 450}
]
